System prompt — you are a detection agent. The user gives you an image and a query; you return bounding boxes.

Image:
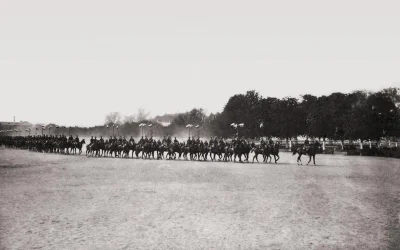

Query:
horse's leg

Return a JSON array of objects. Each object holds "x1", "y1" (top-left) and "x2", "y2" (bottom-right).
[
  {"x1": 307, "y1": 155, "x2": 312, "y2": 165},
  {"x1": 275, "y1": 154, "x2": 280, "y2": 163},
  {"x1": 313, "y1": 155, "x2": 316, "y2": 165}
]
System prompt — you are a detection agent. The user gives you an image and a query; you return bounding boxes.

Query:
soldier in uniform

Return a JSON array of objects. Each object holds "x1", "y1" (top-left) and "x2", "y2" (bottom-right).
[
  {"x1": 219, "y1": 137, "x2": 225, "y2": 146},
  {"x1": 173, "y1": 137, "x2": 179, "y2": 145},
  {"x1": 74, "y1": 135, "x2": 79, "y2": 143},
  {"x1": 138, "y1": 136, "x2": 144, "y2": 145},
  {"x1": 187, "y1": 137, "x2": 191, "y2": 146},
  {"x1": 167, "y1": 136, "x2": 172, "y2": 145},
  {"x1": 260, "y1": 137, "x2": 266, "y2": 147},
  {"x1": 68, "y1": 135, "x2": 73, "y2": 142},
  {"x1": 129, "y1": 136, "x2": 135, "y2": 144},
  {"x1": 303, "y1": 137, "x2": 310, "y2": 151},
  {"x1": 99, "y1": 136, "x2": 104, "y2": 144},
  {"x1": 268, "y1": 137, "x2": 274, "y2": 146}
]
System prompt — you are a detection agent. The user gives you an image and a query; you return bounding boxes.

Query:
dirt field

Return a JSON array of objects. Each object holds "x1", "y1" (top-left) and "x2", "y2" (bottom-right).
[{"x1": 1, "y1": 148, "x2": 399, "y2": 249}]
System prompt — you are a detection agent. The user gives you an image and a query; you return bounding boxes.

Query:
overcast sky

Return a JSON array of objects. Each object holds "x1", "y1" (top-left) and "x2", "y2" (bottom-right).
[{"x1": 1, "y1": 0, "x2": 399, "y2": 126}]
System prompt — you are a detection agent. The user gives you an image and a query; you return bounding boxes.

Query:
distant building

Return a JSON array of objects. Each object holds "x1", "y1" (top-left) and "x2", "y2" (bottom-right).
[{"x1": 0, "y1": 121, "x2": 32, "y2": 128}]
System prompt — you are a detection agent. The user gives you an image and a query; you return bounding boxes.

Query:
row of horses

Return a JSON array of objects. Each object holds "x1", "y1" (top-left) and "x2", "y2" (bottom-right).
[
  {"x1": 86, "y1": 141, "x2": 282, "y2": 163},
  {"x1": 1, "y1": 139, "x2": 86, "y2": 155},
  {"x1": 1, "y1": 138, "x2": 321, "y2": 165}
]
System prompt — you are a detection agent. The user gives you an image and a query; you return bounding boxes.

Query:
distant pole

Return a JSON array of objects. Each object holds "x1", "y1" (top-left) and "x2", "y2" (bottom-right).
[
  {"x1": 186, "y1": 124, "x2": 193, "y2": 138},
  {"x1": 117, "y1": 126, "x2": 119, "y2": 136},
  {"x1": 148, "y1": 124, "x2": 153, "y2": 137},
  {"x1": 113, "y1": 124, "x2": 115, "y2": 136},
  {"x1": 107, "y1": 125, "x2": 109, "y2": 137}
]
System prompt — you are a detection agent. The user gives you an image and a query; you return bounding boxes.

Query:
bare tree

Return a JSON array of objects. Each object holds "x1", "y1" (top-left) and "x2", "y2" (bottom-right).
[
  {"x1": 123, "y1": 115, "x2": 136, "y2": 124},
  {"x1": 136, "y1": 107, "x2": 150, "y2": 122},
  {"x1": 104, "y1": 112, "x2": 122, "y2": 125}
]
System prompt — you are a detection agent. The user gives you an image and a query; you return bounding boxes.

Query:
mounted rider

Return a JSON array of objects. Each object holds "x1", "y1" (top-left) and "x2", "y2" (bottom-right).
[
  {"x1": 74, "y1": 135, "x2": 79, "y2": 143},
  {"x1": 129, "y1": 136, "x2": 135, "y2": 144},
  {"x1": 68, "y1": 135, "x2": 74, "y2": 142},
  {"x1": 260, "y1": 137, "x2": 266, "y2": 147},
  {"x1": 268, "y1": 137, "x2": 274, "y2": 147},
  {"x1": 304, "y1": 137, "x2": 310, "y2": 151},
  {"x1": 139, "y1": 136, "x2": 144, "y2": 145},
  {"x1": 166, "y1": 135, "x2": 172, "y2": 145},
  {"x1": 219, "y1": 137, "x2": 225, "y2": 147},
  {"x1": 187, "y1": 137, "x2": 191, "y2": 146},
  {"x1": 99, "y1": 136, "x2": 104, "y2": 143},
  {"x1": 173, "y1": 137, "x2": 179, "y2": 145}
]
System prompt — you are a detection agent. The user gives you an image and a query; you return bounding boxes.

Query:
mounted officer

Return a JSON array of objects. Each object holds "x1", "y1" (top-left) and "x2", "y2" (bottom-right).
[
  {"x1": 268, "y1": 137, "x2": 274, "y2": 146},
  {"x1": 260, "y1": 137, "x2": 266, "y2": 147},
  {"x1": 304, "y1": 137, "x2": 310, "y2": 151},
  {"x1": 74, "y1": 135, "x2": 79, "y2": 143},
  {"x1": 219, "y1": 137, "x2": 225, "y2": 146},
  {"x1": 129, "y1": 136, "x2": 135, "y2": 144},
  {"x1": 166, "y1": 135, "x2": 172, "y2": 145},
  {"x1": 68, "y1": 135, "x2": 74, "y2": 142},
  {"x1": 99, "y1": 136, "x2": 104, "y2": 144},
  {"x1": 187, "y1": 137, "x2": 192, "y2": 146},
  {"x1": 173, "y1": 137, "x2": 179, "y2": 145}
]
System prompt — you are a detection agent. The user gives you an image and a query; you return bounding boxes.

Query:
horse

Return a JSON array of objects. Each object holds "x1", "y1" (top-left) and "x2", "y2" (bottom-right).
[
  {"x1": 200, "y1": 144, "x2": 210, "y2": 161},
  {"x1": 189, "y1": 144, "x2": 200, "y2": 160},
  {"x1": 72, "y1": 139, "x2": 85, "y2": 155},
  {"x1": 292, "y1": 143, "x2": 320, "y2": 165},
  {"x1": 166, "y1": 143, "x2": 182, "y2": 160},
  {"x1": 251, "y1": 145, "x2": 265, "y2": 162},
  {"x1": 210, "y1": 144, "x2": 223, "y2": 161},
  {"x1": 263, "y1": 143, "x2": 280, "y2": 164}
]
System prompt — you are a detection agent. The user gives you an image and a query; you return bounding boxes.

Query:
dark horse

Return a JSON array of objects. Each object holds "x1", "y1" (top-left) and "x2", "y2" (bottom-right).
[
  {"x1": 72, "y1": 139, "x2": 85, "y2": 155},
  {"x1": 292, "y1": 143, "x2": 321, "y2": 165},
  {"x1": 263, "y1": 143, "x2": 280, "y2": 164}
]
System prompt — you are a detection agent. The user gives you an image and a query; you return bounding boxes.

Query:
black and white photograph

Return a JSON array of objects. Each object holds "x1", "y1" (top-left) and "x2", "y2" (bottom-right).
[{"x1": 1, "y1": 0, "x2": 400, "y2": 249}]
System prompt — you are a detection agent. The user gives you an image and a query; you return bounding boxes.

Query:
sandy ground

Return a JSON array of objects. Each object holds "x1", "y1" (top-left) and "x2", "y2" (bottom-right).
[{"x1": 0, "y1": 148, "x2": 399, "y2": 250}]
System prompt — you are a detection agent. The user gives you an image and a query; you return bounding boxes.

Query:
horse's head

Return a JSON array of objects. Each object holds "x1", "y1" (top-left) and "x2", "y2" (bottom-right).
[
  {"x1": 292, "y1": 148, "x2": 298, "y2": 155},
  {"x1": 81, "y1": 139, "x2": 85, "y2": 144}
]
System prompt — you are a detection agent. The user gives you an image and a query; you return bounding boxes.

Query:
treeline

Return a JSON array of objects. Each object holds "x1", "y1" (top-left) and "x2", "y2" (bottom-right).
[
  {"x1": 208, "y1": 88, "x2": 400, "y2": 142},
  {"x1": 39, "y1": 87, "x2": 400, "y2": 142}
]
